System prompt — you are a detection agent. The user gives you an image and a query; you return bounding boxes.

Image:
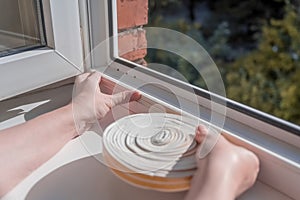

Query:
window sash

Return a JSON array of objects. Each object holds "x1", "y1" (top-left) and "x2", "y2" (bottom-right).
[
  {"x1": 94, "y1": 0, "x2": 300, "y2": 137},
  {"x1": 88, "y1": 1, "x2": 300, "y2": 199},
  {"x1": 0, "y1": 0, "x2": 83, "y2": 101}
]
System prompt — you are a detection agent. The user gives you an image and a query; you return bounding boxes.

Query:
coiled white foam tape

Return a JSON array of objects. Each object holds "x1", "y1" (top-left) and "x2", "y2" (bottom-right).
[{"x1": 103, "y1": 113, "x2": 199, "y2": 192}]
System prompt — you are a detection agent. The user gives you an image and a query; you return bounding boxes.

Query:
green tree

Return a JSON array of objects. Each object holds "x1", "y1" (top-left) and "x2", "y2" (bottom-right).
[{"x1": 226, "y1": 5, "x2": 300, "y2": 124}]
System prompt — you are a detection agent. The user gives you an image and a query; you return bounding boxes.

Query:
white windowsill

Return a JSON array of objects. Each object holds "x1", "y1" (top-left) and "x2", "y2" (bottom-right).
[{"x1": 0, "y1": 82, "x2": 293, "y2": 200}]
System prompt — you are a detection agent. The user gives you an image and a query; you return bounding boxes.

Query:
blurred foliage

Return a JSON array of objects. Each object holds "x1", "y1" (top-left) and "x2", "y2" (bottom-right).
[
  {"x1": 226, "y1": 5, "x2": 300, "y2": 124},
  {"x1": 146, "y1": 0, "x2": 300, "y2": 125},
  {"x1": 147, "y1": 16, "x2": 237, "y2": 88}
]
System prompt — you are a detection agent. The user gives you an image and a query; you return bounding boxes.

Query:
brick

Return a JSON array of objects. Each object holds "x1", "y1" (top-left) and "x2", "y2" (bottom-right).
[
  {"x1": 117, "y1": 0, "x2": 148, "y2": 30},
  {"x1": 118, "y1": 29, "x2": 147, "y2": 61},
  {"x1": 121, "y1": 49, "x2": 147, "y2": 61}
]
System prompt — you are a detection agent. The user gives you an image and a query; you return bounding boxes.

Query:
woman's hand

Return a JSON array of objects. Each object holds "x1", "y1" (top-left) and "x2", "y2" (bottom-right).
[{"x1": 72, "y1": 71, "x2": 141, "y2": 135}]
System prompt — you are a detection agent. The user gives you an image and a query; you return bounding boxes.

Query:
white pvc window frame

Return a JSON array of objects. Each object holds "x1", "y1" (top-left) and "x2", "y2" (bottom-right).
[
  {"x1": 88, "y1": 0, "x2": 300, "y2": 199},
  {"x1": 0, "y1": 0, "x2": 83, "y2": 101}
]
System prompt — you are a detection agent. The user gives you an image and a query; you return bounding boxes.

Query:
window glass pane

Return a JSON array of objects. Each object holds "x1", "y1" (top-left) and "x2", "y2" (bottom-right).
[
  {"x1": 0, "y1": 0, "x2": 45, "y2": 57},
  {"x1": 117, "y1": 0, "x2": 300, "y2": 126}
]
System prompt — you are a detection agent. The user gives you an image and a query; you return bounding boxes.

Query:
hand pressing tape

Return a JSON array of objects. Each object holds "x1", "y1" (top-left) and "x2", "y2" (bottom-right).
[{"x1": 102, "y1": 113, "x2": 199, "y2": 192}]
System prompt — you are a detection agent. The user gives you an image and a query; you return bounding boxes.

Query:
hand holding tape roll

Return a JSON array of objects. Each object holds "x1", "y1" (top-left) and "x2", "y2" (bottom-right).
[{"x1": 102, "y1": 113, "x2": 200, "y2": 192}]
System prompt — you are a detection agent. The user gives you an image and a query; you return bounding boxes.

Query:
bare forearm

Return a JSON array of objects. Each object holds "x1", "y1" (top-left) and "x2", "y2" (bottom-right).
[
  {"x1": 0, "y1": 72, "x2": 141, "y2": 196},
  {"x1": 0, "y1": 104, "x2": 76, "y2": 195}
]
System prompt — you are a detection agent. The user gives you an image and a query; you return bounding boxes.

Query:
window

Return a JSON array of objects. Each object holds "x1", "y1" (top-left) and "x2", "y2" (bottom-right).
[
  {"x1": 109, "y1": 0, "x2": 300, "y2": 135},
  {"x1": 0, "y1": 0, "x2": 298, "y2": 198},
  {"x1": 0, "y1": 0, "x2": 46, "y2": 57},
  {"x1": 0, "y1": 0, "x2": 84, "y2": 101},
  {"x1": 88, "y1": 1, "x2": 300, "y2": 199},
  {"x1": 144, "y1": 1, "x2": 300, "y2": 127}
]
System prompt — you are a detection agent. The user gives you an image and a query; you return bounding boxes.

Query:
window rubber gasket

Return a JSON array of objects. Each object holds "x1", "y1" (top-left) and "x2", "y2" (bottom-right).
[{"x1": 113, "y1": 58, "x2": 300, "y2": 137}]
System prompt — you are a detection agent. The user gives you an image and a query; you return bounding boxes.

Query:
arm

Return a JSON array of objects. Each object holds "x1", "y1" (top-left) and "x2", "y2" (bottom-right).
[
  {"x1": 0, "y1": 72, "x2": 140, "y2": 196},
  {"x1": 0, "y1": 104, "x2": 75, "y2": 195}
]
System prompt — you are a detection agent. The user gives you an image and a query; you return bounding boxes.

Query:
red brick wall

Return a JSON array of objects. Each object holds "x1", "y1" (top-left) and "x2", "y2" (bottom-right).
[{"x1": 117, "y1": 0, "x2": 148, "y2": 65}]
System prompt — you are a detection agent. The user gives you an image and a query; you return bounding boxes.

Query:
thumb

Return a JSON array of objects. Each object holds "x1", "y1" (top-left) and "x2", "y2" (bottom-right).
[{"x1": 111, "y1": 91, "x2": 141, "y2": 107}]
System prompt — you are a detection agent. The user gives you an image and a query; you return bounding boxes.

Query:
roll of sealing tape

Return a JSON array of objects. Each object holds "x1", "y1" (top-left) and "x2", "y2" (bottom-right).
[{"x1": 102, "y1": 113, "x2": 199, "y2": 192}]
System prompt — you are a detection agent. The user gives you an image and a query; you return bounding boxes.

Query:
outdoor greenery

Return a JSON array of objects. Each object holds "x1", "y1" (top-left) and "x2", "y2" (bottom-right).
[{"x1": 146, "y1": 0, "x2": 300, "y2": 125}]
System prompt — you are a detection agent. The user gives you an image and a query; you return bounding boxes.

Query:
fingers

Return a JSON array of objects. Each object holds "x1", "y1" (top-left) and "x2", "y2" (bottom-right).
[
  {"x1": 195, "y1": 125, "x2": 208, "y2": 143},
  {"x1": 129, "y1": 91, "x2": 142, "y2": 101},
  {"x1": 196, "y1": 126, "x2": 220, "y2": 159},
  {"x1": 111, "y1": 91, "x2": 141, "y2": 107},
  {"x1": 87, "y1": 71, "x2": 102, "y2": 84},
  {"x1": 76, "y1": 71, "x2": 102, "y2": 85},
  {"x1": 75, "y1": 71, "x2": 141, "y2": 108}
]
